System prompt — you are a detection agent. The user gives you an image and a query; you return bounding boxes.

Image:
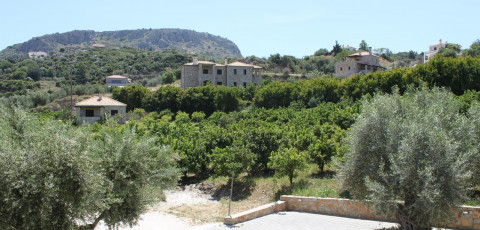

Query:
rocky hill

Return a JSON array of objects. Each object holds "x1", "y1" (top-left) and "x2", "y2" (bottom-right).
[{"x1": 0, "y1": 29, "x2": 242, "y2": 58}]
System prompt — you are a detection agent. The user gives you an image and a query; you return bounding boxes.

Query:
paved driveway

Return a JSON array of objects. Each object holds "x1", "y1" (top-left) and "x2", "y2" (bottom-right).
[{"x1": 193, "y1": 212, "x2": 398, "y2": 230}]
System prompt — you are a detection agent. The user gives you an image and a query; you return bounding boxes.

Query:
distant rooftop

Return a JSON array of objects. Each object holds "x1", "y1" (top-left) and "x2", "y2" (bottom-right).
[
  {"x1": 106, "y1": 75, "x2": 128, "y2": 79},
  {"x1": 348, "y1": 51, "x2": 379, "y2": 57},
  {"x1": 184, "y1": 60, "x2": 262, "y2": 68},
  {"x1": 75, "y1": 95, "x2": 126, "y2": 107}
]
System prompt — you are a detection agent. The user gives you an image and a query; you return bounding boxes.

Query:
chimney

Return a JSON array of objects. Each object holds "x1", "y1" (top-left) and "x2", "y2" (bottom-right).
[
  {"x1": 369, "y1": 47, "x2": 372, "y2": 55},
  {"x1": 193, "y1": 56, "x2": 198, "y2": 65},
  {"x1": 98, "y1": 93, "x2": 102, "y2": 101},
  {"x1": 225, "y1": 58, "x2": 228, "y2": 65},
  {"x1": 439, "y1": 39, "x2": 442, "y2": 44},
  {"x1": 359, "y1": 47, "x2": 362, "y2": 56}
]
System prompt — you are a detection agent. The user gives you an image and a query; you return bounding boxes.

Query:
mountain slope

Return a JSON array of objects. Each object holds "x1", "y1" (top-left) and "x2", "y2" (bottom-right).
[{"x1": 0, "y1": 29, "x2": 242, "y2": 58}]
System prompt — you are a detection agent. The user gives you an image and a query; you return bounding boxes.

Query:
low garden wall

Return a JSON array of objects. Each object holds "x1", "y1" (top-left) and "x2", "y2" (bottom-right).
[
  {"x1": 225, "y1": 195, "x2": 480, "y2": 229},
  {"x1": 224, "y1": 201, "x2": 287, "y2": 225}
]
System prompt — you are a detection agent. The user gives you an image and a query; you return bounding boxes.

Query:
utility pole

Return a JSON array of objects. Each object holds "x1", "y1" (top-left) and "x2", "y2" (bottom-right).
[
  {"x1": 68, "y1": 60, "x2": 76, "y2": 110},
  {"x1": 228, "y1": 172, "x2": 234, "y2": 217}
]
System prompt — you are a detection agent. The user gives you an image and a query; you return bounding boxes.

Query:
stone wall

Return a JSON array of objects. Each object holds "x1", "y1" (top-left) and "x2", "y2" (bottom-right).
[
  {"x1": 225, "y1": 66, "x2": 253, "y2": 87},
  {"x1": 182, "y1": 64, "x2": 259, "y2": 89},
  {"x1": 280, "y1": 195, "x2": 480, "y2": 230},
  {"x1": 224, "y1": 201, "x2": 287, "y2": 225},
  {"x1": 224, "y1": 195, "x2": 480, "y2": 229},
  {"x1": 181, "y1": 65, "x2": 199, "y2": 90}
]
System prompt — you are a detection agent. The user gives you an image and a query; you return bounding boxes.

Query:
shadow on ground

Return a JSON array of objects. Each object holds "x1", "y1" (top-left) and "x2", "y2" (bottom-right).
[
  {"x1": 311, "y1": 170, "x2": 336, "y2": 179},
  {"x1": 212, "y1": 179, "x2": 255, "y2": 201}
]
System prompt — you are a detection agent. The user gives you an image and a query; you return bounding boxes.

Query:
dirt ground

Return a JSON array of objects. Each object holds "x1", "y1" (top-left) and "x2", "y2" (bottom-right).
[
  {"x1": 96, "y1": 179, "x2": 276, "y2": 229},
  {"x1": 152, "y1": 180, "x2": 274, "y2": 225}
]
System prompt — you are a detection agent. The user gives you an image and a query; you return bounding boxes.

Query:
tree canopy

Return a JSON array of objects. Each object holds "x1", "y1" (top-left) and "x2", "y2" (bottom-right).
[{"x1": 339, "y1": 87, "x2": 480, "y2": 229}]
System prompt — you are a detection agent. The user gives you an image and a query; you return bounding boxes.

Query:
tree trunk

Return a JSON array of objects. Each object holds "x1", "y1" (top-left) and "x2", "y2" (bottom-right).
[
  {"x1": 320, "y1": 162, "x2": 325, "y2": 173},
  {"x1": 80, "y1": 211, "x2": 106, "y2": 230},
  {"x1": 396, "y1": 193, "x2": 430, "y2": 230}
]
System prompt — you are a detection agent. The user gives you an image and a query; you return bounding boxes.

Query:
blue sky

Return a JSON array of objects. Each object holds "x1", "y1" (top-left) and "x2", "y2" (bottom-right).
[{"x1": 1, "y1": 0, "x2": 479, "y2": 58}]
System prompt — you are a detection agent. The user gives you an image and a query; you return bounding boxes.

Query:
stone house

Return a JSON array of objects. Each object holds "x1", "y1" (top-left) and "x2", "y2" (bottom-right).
[
  {"x1": 424, "y1": 39, "x2": 448, "y2": 63},
  {"x1": 181, "y1": 57, "x2": 262, "y2": 90},
  {"x1": 335, "y1": 47, "x2": 385, "y2": 78},
  {"x1": 106, "y1": 75, "x2": 131, "y2": 87},
  {"x1": 74, "y1": 95, "x2": 127, "y2": 124}
]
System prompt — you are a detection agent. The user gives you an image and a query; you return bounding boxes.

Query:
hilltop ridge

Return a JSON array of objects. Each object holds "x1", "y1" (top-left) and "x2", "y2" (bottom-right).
[{"x1": 0, "y1": 29, "x2": 242, "y2": 58}]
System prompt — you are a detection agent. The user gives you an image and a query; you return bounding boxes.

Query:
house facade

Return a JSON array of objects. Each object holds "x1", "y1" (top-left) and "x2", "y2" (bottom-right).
[
  {"x1": 28, "y1": 51, "x2": 47, "y2": 59},
  {"x1": 181, "y1": 57, "x2": 262, "y2": 90},
  {"x1": 106, "y1": 75, "x2": 131, "y2": 87},
  {"x1": 424, "y1": 39, "x2": 448, "y2": 63},
  {"x1": 335, "y1": 48, "x2": 385, "y2": 78},
  {"x1": 342, "y1": 45, "x2": 357, "y2": 51},
  {"x1": 74, "y1": 95, "x2": 127, "y2": 124}
]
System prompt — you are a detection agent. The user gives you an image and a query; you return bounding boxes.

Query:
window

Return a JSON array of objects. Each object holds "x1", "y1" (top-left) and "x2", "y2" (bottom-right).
[
  {"x1": 234, "y1": 69, "x2": 237, "y2": 75},
  {"x1": 86, "y1": 109, "x2": 94, "y2": 117},
  {"x1": 111, "y1": 110, "x2": 118, "y2": 116},
  {"x1": 340, "y1": 67, "x2": 343, "y2": 71},
  {"x1": 243, "y1": 82, "x2": 247, "y2": 87},
  {"x1": 434, "y1": 47, "x2": 437, "y2": 51},
  {"x1": 243, "y1": 69, "x2": 247, "y2": 75},
  {"x1": 217, "y1": 69, "x2": 222, "y2": 75},
  {"x1": 217, "y1": 82, "x2": 222, "y2": 86},
  {"x1": 203, "y1": 69, "x2": 208, "y2": 74},
  {"x1": 348, "y1": 66, "x2": 350, "y2": 70},
  {"x1": 111, "y1": 79, "x2": 122, "y2": 84},
  {"x1": 233, "y1": 82, "x2": 237, "y2": 86}
]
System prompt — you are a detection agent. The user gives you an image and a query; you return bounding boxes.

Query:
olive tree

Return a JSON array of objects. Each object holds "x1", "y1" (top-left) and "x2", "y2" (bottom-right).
[
  {"x1": 339, "y1": 88, "x2": 479, "y2": 230},
  {"x1": 87, "y1": 122, "x2": 180, "y2": 229},
  {"x1": 0, "y1": 107, "x2": 97, "y2": 229},
  {"x1": 0, "y1": 107, "x2": 180, "y2": 230}
]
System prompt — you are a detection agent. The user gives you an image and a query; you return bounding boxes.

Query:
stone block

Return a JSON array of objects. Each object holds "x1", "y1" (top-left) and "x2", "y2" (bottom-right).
[
  {"x1": 473, "y1": 212, "x2": 479, "y2": 219},
  {"x1": 461, "y1": 218, "x2": 471, "y2": 228},
  {"x1": 474, "y1": 223, "x2": 480, "y2": 230}
]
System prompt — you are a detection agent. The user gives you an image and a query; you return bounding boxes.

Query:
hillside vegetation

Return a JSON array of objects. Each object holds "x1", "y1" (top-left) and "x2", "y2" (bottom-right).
[{"x1": 0, "y1": 29, "x2": 242, "y2": 58}]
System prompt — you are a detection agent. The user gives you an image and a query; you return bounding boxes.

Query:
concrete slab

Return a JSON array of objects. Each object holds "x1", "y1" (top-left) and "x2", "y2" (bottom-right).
[{"x1": 197, "y1": 211, "x2": 398, "y2": 230}]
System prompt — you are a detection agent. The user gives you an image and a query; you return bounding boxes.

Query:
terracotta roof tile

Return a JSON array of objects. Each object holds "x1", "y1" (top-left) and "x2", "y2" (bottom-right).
[
  {"x1": 184, "y1": 61, "x2": 217, "y2": 65},
  {"x1": 75, "y1": 95, "x2": 126, "y2": 107},
  {"x1": 184, "y1": 60, "x2": 263, "y2": 69}
]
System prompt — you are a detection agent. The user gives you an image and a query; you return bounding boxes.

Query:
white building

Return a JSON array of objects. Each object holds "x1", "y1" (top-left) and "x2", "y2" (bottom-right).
[
  {"x1": 106, "y1": 75, "x2": 131, "y2": 87},
  {"x1": 28, "y1": 51, "x2": 47, "y2": 59},
  {"x1": 424, "y1": 39, "x2": 448, "y2": 63},
  {"x1": 75, "y1": 95, "x2": 127, "y2": 124},
  {"x1": 342, "y1": 45, "x2": 357, "y2": 51}
]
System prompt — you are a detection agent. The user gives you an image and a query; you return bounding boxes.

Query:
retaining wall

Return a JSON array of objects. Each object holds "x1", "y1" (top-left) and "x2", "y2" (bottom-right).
[
  {"x1": 225, "y1": 195, "x2": 480, "y2": 229},
  {"x1": 280, "y1": 195, "x2": 480, "y2": 230},
  {"x1": 224, "y1": 201, "x2": 287, "y2": 225}
]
